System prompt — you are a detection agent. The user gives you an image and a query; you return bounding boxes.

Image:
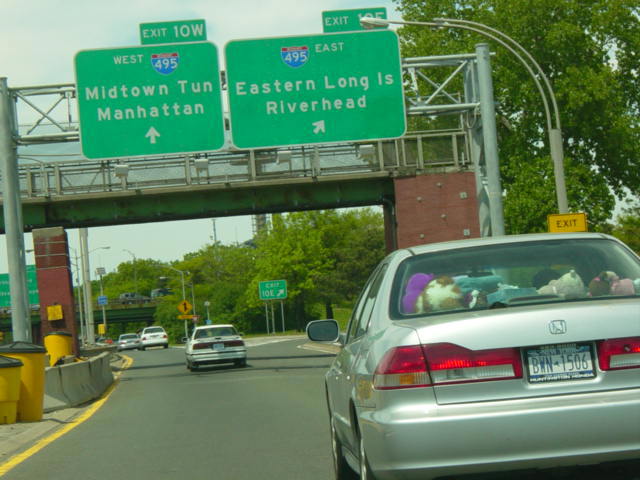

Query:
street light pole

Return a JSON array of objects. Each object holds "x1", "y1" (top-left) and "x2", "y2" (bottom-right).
[
  {"x1": 69, "y1": 247, "x2": 85, "y2": 345},
  {"x1": 123, "y1": 249, "x2": 138, "y2": 296},
  {"x1": 166, "y1": 265, "x2": 188, "y2": 338},
  {"x1": 360, "y1": 16, "x2": 569, "y2": 214}
]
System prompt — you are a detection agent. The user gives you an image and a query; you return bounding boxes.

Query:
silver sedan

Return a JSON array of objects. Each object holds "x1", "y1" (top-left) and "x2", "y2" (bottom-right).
[{"x1": 308, "y1": 232, "x2": 640, "y2": 479}]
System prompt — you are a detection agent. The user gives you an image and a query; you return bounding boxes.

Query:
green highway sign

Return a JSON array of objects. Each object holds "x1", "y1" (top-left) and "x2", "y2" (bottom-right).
[
  {"x1": 322, "y1": 7, "x2": 387, "y2": 33},
  {"x1": 75, "y1": 42, "x2": 225, "y2": 159},
  {"x1": 140, "y1": 19, "x2": 207, "y2": 45},
  {"x1": 0, "y1": 265, "x2": 39, "y2": 308},
  {"x1": 259, "y1": 280, "x2": 287, "y2": 301},
  {"x1": 225, "y1": 30, "x2": 406, "y2": 149}
]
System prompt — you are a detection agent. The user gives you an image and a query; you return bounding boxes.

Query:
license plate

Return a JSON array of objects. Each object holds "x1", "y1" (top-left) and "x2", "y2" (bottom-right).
[
  {"x1": 526, "y1": 343, "x2": 595, "y2": 383},
  {"x1": 212, "y1": 343, "x2": 224, "y2": 351}
]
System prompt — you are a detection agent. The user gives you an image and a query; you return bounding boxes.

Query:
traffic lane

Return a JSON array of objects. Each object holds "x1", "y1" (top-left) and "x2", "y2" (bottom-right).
[{"x1": 3, "y1": 339, "x2": 335, "y2": 480}]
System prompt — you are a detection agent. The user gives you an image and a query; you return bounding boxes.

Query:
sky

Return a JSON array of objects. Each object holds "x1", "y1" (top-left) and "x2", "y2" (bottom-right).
[{"x1": 0, "y1": 0, "x2": 401, "y2": 280}]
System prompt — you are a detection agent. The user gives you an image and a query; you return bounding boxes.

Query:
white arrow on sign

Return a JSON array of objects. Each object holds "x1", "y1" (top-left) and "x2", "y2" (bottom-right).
[
  {"x1": 312, "y1": 120, "x2": 326, "y2": 134},
  {"x1": 145, "y1": 126, "x2": 161, "y2": 144}
]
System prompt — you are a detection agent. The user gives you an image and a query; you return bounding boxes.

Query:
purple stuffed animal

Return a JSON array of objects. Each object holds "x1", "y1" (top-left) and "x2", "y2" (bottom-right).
[{"x1": 402, "y1": 273, "x2": 435, "y2": 313}]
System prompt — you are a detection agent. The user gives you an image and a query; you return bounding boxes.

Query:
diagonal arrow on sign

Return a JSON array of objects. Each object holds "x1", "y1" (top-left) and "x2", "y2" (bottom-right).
[
  {"x1": 312, "y1": 120, "x2": 326, "y2": 134},
  {"x1": 145, "y1": 126, "x2": 161, "y2": 144}
]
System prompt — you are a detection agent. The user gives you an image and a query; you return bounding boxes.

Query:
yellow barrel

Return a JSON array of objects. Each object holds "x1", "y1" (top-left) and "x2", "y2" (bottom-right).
[
  {"x1": 0, "y1": 342, "x2": 46, "y2": 422},
  {"x1": 0, "y1": 355, "x2": 23, "y2": 424},
  {"x1": 44, "y1": 331, "x2": 74, "y2": 366}
]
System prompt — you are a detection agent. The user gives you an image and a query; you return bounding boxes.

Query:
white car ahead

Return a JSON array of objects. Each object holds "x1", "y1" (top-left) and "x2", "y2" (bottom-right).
[
  {"x1": 139, "y1": 326, "x2": 169, "y2": 350},
  {"x1": 185, "y1": 324, "x2": 247, "y2": 371}
]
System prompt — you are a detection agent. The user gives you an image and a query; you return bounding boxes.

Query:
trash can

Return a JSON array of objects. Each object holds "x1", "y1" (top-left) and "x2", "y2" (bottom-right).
[
  {"x1": 44, "y1": 331, "x2": 73, "y2": 366},
  {"x1": 0, "y1": 342, "x2": 46, "y2": 422},
  {"x1": 0, "y1": 355, "x2": 22, "y2": 424}
]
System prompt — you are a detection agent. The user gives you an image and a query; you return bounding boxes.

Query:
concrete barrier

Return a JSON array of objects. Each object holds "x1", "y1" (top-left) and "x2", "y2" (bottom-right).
[
  {"x1": 43, "y1": 352, "x2": 117, "y2": 412},
  {"x1": 88, "y1": 353, "x2": 113, "y2": 397},
  {"x1": 59, "y1": 361, "x2": 97, "y2": 407},
  {"x1": 43, "y1": 366, "x2": 71, "y2": 413}
]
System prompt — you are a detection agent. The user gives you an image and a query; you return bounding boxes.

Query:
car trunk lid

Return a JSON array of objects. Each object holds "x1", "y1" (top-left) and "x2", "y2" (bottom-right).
[{"x1": 396, "y1": 299, "x2": 640, "y2": 405}]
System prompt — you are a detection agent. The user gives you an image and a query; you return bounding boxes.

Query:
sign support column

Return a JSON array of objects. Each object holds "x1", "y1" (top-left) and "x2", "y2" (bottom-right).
[{"x1": 0, "y1": 77, "x2": 31, "y2": 342}]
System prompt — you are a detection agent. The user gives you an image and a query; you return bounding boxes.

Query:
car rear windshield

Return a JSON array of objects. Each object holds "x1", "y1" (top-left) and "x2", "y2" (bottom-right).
[
  {"x1": 120, "y1": 334, "x2": 138, "y2": 340},
  {"x1": 391, "y1": 238, "x2": 640, "y2": 319},
  {"x1": 195, "y1": 327, "x2": 237, "y2": 338},
  {"x1": 144, "y1": 327, "x2": 165, "y2": 333}
]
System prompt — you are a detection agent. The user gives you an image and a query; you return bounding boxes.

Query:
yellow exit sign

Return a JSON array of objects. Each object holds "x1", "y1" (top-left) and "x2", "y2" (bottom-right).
[{"x1": 547, "y1": 212, "x2": 588, "y2": 233}]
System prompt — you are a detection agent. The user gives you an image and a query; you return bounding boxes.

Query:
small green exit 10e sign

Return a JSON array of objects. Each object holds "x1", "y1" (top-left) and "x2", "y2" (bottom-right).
[
  {"x1": 259, "y1": 280, "x2": 288, "y2": 301},
  {"x1": 74, "y1": 42, "x2": 225, "y2": 160},
  {"x1": 225, "y1": 30, "x2": 406, "y2": 150}
]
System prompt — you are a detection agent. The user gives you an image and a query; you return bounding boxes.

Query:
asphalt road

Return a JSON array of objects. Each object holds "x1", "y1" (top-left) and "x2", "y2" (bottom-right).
[{"x1": 4, "y1": 337, "x2": 336, "y2": 480}]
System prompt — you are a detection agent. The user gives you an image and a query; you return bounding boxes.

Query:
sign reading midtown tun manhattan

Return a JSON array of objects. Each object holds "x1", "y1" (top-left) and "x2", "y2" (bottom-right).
[
  {"x1": 74, "y1": 42, "x2": 225, "y2": 159},
  {"x1": 225, "y1": 30, "x2": 406, "y2": 149}
]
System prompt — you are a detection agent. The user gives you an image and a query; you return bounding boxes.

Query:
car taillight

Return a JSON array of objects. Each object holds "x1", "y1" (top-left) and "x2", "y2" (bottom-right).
[
  {"x1": 224, "y1": 340, "x2": 244, "y2": 347},
  {"x1": 193, "y1": 343, "x2": 210, "y2": 350},
  {"x1": 597, "y1": 337, "x2": 640, "y2": 370},
  {"x1": 373, "y1": 346, "x2": 431, "y2": 390},
  {"x1": 424, "y1": 343, "x2": 522, "y2": 385},
  {"x1": 373, "y1": 343, "x2": 522, "y2": 390},
  {"x1": 142, "y1": 336, "x2": 147, "y2": 341},
  {"x1": 163, "y1": 334, "x2": 167, "y2": 339}
]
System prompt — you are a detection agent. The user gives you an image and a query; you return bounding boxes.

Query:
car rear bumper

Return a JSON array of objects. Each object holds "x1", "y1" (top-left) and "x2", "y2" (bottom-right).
[
  {"x1": 360, "y1": 387, "x2": 640, "y2": 480},
  {"x1": 141, "y1": 339, "x2": 168, "y2": 348},
  {"x1": 186, "y1": 349, "x2": 247, "y2": 365}
]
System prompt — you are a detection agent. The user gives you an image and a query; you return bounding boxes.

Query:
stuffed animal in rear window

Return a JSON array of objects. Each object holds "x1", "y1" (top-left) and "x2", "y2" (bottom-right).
[
  {"x1": 538, "y1": 270, "x2": 585, "y2": 299},
  {"x1": 415, "y1": 276, "x2": 463, "y2": 313},
  {"x1": 402, "y1": 273, "x2": 435, "y2": 313},
  {"x1": 588, "y1": 271, "x2": 618, "y2": 297}
]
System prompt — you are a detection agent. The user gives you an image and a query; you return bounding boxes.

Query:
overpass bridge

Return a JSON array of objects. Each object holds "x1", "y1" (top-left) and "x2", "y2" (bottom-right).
[{"x1": 0, "y1": 304, "x2": 157, "y2": 339}]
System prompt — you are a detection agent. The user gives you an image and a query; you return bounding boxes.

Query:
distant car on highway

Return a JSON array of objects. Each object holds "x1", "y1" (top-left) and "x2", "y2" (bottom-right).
[
  {"x1": 150, "y1": 288, "x2": 172, "y2": 299},
  {"x1": 185, "y1": 324, "x2": 247, "y2": 371},
  {"x1": 119, "y1": 292, "x2": 150, "y2": 305},
  {"x1": 307, "y1": 232, "x2": 640, "y2": 480},
  {"x1": 139, "y1": 326, "x2": 169, "y2": 350},
  {"x1": 116, "y1": 333, "x2": 141, "y2": 351}
]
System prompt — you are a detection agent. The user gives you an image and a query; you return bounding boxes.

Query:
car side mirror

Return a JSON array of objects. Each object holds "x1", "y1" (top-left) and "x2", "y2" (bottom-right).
[{"x1": 307, "y1": 319, "x2": 340, "y2": 343}]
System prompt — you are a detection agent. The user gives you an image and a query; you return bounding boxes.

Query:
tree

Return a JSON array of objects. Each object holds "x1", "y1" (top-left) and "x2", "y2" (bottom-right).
[
  {"x1": 395, "y1": 0, "x2": 639, "y2": 232},
  {"x1": 609, "y1": 203, "x2": 640, "y2": 254}
]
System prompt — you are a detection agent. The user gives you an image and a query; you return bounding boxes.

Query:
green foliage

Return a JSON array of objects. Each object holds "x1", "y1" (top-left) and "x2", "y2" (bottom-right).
[
  {"x1": 395, "y1": 0, "x2": 639, "y2": 232},
  {"x1": 608, "y1": 202, "x2": 640, "y2": 255}
]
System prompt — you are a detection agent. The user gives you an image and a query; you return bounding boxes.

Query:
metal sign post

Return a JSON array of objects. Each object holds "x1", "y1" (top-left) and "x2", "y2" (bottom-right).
[{"x1": 0, "y1": 78, "x2": 31, "y2": 342}]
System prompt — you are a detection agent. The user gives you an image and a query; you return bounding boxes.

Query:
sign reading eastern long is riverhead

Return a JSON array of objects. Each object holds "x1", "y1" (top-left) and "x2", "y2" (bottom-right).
[
  {"x1": 225, "y1": 30, "x2": 406, "y2": 149},
  {"x1": 75, "y1": 42, "x2": 224, "y2": 159}
]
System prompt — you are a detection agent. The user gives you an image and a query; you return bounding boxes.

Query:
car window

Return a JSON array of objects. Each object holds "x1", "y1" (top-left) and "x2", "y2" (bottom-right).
[
  {"x1": 120, "y1": 334, "x2": 138, "y2": 340},
  {"x1": 195, "y1": 327, "x2": 237, "y2": 338},
  {"x1": 391, "y1": 238, "x2": 640, "y2": 319},
  {"x1": 144, "y1": 327, "x2": 165, "y2": 334},
  {"x1": 346, "y1": 263, "x2": 387, "y2": 343},
  {"x1": 355, "y1": 263, "x2": 388, "y2": 338}
]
